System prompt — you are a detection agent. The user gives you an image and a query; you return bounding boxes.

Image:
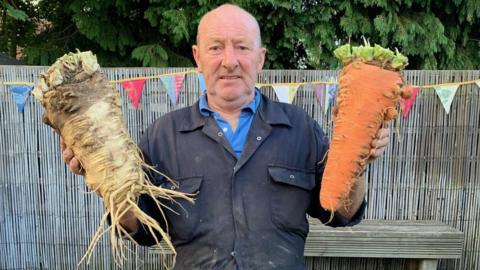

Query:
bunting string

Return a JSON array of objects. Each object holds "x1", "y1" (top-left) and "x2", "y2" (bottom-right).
[
  {"x1": 256, "y1": 80, "x2": 338, "y2": 87},
  {"x1": 1, "y1": 81, "x2": 34, "y2": 86},
  {"x1": 419, "y1": 79, "x2": 480, "y2": 89},
  {"x1": 109, "y1": 69, "x2": 196, "y2": 83},
  {"x1": 0, "y1": 69, "x2": 197, "y2": 86},
  {"x1": 1, "y1": 66, "x2": 478, "y2": 116},
  {"x1": 0, "y1": 70, "x2": 478, "y2": 90},
  {"x1": 1, "y1": 76, "x2": 479, "y2": 90}
]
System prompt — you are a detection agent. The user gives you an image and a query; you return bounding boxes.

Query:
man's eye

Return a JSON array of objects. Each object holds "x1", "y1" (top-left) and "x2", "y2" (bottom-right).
[
  {"x1": 239, "y1": 46, "x2": 249, "y2": 50},
  {"x1": 209, "y1": 46, "x2": 221, "y2": 51}
]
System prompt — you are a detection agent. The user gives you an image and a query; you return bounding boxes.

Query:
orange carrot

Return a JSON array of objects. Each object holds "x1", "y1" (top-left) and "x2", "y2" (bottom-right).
[{"x1": 320, "y1": 43, "x2": 411, "y2": 214}]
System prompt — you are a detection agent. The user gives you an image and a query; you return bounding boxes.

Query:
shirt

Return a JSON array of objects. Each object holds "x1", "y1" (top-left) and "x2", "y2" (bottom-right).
[
  {"x1": 133, "y1": 93, "x2": 366, "y2": 270},
  {"x1": 198, "y1": 89, "x2": 261, "y2": 158}
]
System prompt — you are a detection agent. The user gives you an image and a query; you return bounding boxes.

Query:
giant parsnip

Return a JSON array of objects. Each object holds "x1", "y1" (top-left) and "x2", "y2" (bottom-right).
[{"x1": 33, "y1": 51, "x2": 192, "y2": 266}]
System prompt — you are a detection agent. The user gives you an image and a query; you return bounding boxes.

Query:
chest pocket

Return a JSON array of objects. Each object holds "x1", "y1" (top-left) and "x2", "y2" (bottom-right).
[
  {"x1": 268, "y1": 165, "x2": 316, "y2": 238},
  {"x1": 161, "y1": 176, "x2": 203, "y2": 243}
]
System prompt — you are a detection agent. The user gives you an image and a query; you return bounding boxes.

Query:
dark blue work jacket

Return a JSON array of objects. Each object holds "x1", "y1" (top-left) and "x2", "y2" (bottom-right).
[{"x1": 133, "y1": 94, "x2": 365, "y2": 269}]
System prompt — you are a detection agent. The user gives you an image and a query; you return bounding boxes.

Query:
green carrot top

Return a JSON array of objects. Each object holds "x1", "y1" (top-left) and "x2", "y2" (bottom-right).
[{"x1": 334, "y1": 40, "x2": 408, "y2": 70}]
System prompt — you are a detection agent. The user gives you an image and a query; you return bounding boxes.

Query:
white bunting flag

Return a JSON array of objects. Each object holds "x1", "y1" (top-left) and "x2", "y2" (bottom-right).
[
  {"x1": 434, "y1": 85, "x2": 459, "y2": 114},
  {"x1": 272, "y1": 85, "x2": 299, "y2": 104}
]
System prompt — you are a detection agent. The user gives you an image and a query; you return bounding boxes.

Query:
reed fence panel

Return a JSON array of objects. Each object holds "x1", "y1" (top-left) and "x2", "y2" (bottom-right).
[{"x1": 0, "y1": 66, "x2": 478, "y2": 269}]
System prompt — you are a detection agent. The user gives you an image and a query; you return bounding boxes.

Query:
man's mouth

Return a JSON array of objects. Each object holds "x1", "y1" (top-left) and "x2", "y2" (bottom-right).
[{"x1": 220, "y1": 75, "x2": 241, "y2": 80}]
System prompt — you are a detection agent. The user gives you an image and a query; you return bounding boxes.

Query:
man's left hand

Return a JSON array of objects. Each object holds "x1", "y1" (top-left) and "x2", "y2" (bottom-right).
[{"x1": 368, "y1": 126, "x2": 391, "y2": 161}]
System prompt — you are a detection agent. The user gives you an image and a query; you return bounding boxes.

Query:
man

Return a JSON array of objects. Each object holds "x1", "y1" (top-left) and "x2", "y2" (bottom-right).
[{"x1": 63, "y1": 4, "x2": 390, "y2": 269}]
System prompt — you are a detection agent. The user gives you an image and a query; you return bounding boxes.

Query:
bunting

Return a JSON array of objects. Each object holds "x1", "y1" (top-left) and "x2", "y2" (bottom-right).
[
  {"x1": 400, "y1": 86, "x2": 420, "y2": 119},
  {"x1": 197, "y1": 73, "x2": 207, "y2": 93},
  {"x1": 434, "y1": 85, "x2": 459, "y2": 114},
  {"x1": 9, "y1": 85, "x2": 32, "y2": 112},
  {"x1": 121, "y1": 79, "x2": 146, "y2": 109},
  {"x1": 272, "y1": 85, "x2": 299, "y2": 104},
  {"x1": 325, "y1": 83, "x2": 338, "y2": 115},
  {"x1": 314, "y1": 84, "x2": 326, "y2": 111},
  {"x1": 160, "y1": 75, "x2": 185, "y2": 105},
  {"x1": 1, "y1": 70, "x2": 479, "y2": 116}
]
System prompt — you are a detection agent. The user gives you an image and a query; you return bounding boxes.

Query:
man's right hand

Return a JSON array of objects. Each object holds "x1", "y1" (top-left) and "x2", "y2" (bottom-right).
[
  {"x1": 60, "y1": 137, "x2": 140, "y2": 233},
  {"x1": 60, "y1": 138, "x2": 85, "y2": 176}
]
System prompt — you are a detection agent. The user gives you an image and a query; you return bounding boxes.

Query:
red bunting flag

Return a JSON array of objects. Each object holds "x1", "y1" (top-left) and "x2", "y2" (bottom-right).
[
  {"x1": 400, "y1": 86, "x2": 420, "y2": 119},
  {"x1": 174, "y1": 74, "x2": 185, "y2": 103},
  {"x1": 121, "y1": 79, "x2": 146, "y2": 109}
]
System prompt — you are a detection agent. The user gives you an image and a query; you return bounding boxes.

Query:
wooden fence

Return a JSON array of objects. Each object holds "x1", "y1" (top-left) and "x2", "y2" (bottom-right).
[{"x1": 0, "y1": 66, "x2": 479, "y2": 269}]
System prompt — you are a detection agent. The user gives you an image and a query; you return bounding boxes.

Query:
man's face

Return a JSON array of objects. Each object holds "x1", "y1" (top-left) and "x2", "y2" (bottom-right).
[{"x1": 192, "y1": 7, "x2": 266, "y2": 106}]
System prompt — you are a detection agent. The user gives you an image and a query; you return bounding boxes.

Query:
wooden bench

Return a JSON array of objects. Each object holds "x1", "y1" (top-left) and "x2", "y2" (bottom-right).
[
  {"x1": 150, "y1": 219, "x2": 464, "y2": 270},
  {"x1": 305, "y1": 219, "x2": 464, "y2": 270}
]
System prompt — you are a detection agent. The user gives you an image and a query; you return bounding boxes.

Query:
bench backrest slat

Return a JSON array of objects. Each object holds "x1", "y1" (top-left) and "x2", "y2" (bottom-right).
[{"x1": 305, "y1": 219, "x2": 464, "y2": 259}]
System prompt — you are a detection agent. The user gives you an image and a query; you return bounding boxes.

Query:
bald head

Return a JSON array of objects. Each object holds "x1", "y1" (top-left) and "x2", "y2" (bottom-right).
[
  {"x1": 196, "y1": 4, "x2": 262, "y2": 48},
  {"x1": 191, "y1": 3, "x2": 266, "y2": 112}
]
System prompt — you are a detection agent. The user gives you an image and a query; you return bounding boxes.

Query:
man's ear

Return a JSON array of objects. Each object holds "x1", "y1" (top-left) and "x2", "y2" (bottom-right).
[
  {"x1": 192, "y1": 45, "x2": 202, "y2": 72},
  {"x1": 257, "y1": 47, "x2": 267, "y2": 71}
]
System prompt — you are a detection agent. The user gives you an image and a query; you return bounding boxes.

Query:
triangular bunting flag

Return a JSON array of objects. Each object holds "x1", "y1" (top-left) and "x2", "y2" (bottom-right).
[
  {"x1": 272, "y1": 86, "x2": 289, "y2": 103},
  {"x1": 121, "y1": 79, "x2": 145, "y2": 109},
  {"x1": 160, "y1": 75, "x2": 185, "y2": 105},
  {"x1": 475, "y1": 80, "x2": 480, "y2": 89},
  {"x1": 174, "y1": 74, "x2": 185, "y2": 104},
  {"x1": 325, "y1": 83, "x2": 338, "y2": 115},
  {"x1": 288, "y1": 85, "x2": 299, "y2": 103},
  {"x1": 9, "y1": 85, "x2": 32, "y2": 112},
  {"x1": 400, "y1": 86, "x2": 420, "y2": 119},
  {"x1": 272, "y1": 85, "x2": 299, "y2": 104},
  {"x1": 197, "y1": 73, "x2": 207, "y2": 93},
  {"x1": 314, "y1": 84, "x2": 326, "y2": 111},
  {"x1": 434, "y1": 85, "x2": 459, "y2": 114}
]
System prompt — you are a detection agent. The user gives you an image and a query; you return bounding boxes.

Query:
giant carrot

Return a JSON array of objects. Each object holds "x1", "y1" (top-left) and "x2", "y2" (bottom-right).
[
  {"x1": 320, "y1": 42, "x2": 412, "y2": 214},
  {"x1": 32, "y1": 51, "x2": 193, "y2": 266}
]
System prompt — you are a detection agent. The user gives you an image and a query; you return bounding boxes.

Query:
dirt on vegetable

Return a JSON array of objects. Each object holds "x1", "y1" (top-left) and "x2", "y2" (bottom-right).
[{"x1": 32, "y1": 51, "x2": 193, "y2": 267}]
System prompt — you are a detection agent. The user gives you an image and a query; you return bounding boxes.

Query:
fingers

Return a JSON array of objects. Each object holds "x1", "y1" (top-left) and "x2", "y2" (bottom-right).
[
  {"x1": 60, "y1": 138, "x2": 85, "y2": 176},
  {"x1": 369, "y1": 127, "x2": 391, "y2": 159},
  {"x1": 69, "y1": 157, "x2": 84, "y2": 175},
  {"x1": 375, "y1": 127, "x2": 390, "y2": 141},
  {"x1": 62, "y1": 147, "x2": 74, "y2": 164},
  {"x1": 60, "y1": 137, "x2": 66, "y2": 151},
  {"x1": 369, "y1": 144, "x2": 386, "y2": 158},
  {"x1": 372, "y1": 128, "x2": 390, "y2": 147}
]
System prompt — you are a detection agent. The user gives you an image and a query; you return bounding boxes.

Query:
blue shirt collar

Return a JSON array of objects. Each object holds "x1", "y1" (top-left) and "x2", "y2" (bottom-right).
[{"x1": 199, "y1": 88, "x2": 260, "y2": 117}]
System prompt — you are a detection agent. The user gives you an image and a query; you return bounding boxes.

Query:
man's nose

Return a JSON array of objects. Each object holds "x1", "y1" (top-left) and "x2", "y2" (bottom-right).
[{"x1": 221, "y1": 46, "x2": 239, "y2": 71}]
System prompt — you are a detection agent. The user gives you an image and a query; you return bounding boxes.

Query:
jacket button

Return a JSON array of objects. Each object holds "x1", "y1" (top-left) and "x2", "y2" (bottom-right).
[
  {"x1": 218, "y1": 132, "x2": 223, "y2": 137},
  {"x1": 256, "y1": 136, "x2": 262, "y2": 141},
  {"x1": 170, "y1": 185, "x2": 177, "y2": 190},
  {"x1": 231, "y1": 251, "x2": 236, "y2": 257},
  {"x1": 289, "y1": 174, "x2": 295, "y2": 179}
]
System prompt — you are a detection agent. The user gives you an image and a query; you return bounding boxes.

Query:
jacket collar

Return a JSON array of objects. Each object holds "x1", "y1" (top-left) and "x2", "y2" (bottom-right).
[{"x1": 257, "y1": 94, "x2": 292, "y2": 127}]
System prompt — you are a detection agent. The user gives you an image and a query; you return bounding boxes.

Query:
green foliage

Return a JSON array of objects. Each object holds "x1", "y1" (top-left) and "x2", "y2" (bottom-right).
[
  {"x1": 0, "y1": 1, "x2": 35, "y2": 57},
  {"x1": 2, "y1": 0, "x2": 479, "y2": 69},
  {"x1": 132, "y1": 44, "x2": 168, "y2": 67},
  {"x1": 2, "y1": 1, "x2": 28, "y2": 21}
]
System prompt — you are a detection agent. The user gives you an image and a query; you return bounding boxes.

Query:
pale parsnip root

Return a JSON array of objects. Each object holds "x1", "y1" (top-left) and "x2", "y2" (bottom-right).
[{"x1": 33, "y1": 51, "x2": 193, "y2": 267}]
